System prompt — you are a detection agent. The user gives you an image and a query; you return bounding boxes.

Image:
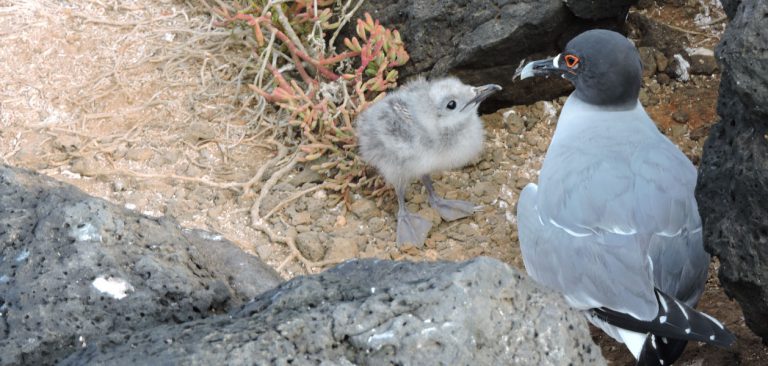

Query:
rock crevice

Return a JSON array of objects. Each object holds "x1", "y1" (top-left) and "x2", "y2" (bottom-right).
[{"x1": 348, "y1": 0, "x2": 637, "y2": 109}]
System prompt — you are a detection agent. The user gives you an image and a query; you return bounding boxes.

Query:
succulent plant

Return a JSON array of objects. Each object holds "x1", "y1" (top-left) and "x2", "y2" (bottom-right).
[{"x1": 216, "y1": 1, "x2": 409, "y2": 202}]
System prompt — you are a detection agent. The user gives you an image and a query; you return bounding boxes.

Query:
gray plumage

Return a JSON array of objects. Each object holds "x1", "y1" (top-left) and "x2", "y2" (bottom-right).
[
  {"x1": 517, "y1": 29, "x2": 733, "y2": 365},
  {"x1": 356, "y1": 76, "x2": 500, "y2": 246}
]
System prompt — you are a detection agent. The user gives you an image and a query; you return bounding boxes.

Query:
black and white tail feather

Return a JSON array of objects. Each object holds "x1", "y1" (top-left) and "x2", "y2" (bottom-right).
[
  {"x1": 637, "y1": 334, "x2": 687, "y2": 366},
  {"x1": 591, "y1": 289, "x2": 735, "y2": 366}
]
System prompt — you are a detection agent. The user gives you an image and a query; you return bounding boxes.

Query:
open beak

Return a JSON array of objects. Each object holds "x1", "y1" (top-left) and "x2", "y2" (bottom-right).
[
  {"x1": 461, "y1": 84, "x2": 502, "y2": 111},
  {"x1": 516, "y1": 55, "x2": 566, "y2": 80}
]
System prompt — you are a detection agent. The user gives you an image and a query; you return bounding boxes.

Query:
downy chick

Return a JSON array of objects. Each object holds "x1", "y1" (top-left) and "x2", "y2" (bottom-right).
[{"x1": 356, "y1": 76, "x2": 500, "y2": 246}]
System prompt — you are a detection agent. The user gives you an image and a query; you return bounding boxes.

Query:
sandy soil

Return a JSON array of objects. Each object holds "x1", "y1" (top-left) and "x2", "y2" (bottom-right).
[{"x1": 0, "y1": 0, "x2": 765, "y2": 365}]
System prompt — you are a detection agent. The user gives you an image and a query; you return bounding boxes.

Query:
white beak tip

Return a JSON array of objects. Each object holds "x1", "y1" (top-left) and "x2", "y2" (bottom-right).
[{"x1": 515, "y1": 61, "x2": 536, "y2": 80}]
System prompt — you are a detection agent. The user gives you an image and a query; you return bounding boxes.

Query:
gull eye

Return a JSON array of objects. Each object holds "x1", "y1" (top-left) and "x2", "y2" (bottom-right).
[
  {"x1": 564, "y1": 54, "x2": 580, "y2": 69},
  {"x1": 446, "y1": 100, "x2": 457, "y2": 110}
]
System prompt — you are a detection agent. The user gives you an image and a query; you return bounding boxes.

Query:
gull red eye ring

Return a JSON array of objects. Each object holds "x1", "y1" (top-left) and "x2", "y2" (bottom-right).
[{"x1": 564, "y1": 54, "x2": 580, "y2": 69}]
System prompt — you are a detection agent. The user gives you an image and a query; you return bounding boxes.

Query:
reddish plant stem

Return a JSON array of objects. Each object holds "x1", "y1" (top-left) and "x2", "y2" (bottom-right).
[
  {"x1": 292, "y1": 52, "x2": 316, "y2": 86},
  {"x1": 230, "y1": 13, "x2": 341, "y2": 80},
  {"x1": 318, "y1": 51, "x2": 360, "y2": 65},
  {"x1": 249, "y1": 84, "x2": 282, "y2": 103},
  {"x1": 268, "y1": 64, "x2": 292, "y2": 91},
  {"x1": 267, "y1": 24, "x2": 341, "y2": 80}
]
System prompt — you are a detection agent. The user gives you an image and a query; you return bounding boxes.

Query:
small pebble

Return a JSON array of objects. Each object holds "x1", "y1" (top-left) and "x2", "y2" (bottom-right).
[
  {"x1": 672, "y1": 110, "x2": 690, "y2": 124},
  {"x1": 349, "y1": 198, "x2": 377, "y2": 219},
  {"x1": 296, "y1": 232, "x2": 326, "y2": 262},
  {"x1": 291, "y1": 211, "x2": 312, "y2": 226},
  {"x1": 325, "y1": 236, "x2": 359, "y2": 261}
]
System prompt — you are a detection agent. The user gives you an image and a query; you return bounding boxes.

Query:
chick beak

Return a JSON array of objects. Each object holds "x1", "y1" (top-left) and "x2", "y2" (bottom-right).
[
  {"x1": 516, "y1": 55, "x2": 566, "y2": 80},
  {"x1": 462, "y1": 84, "x2": 502, "y2": 111}
]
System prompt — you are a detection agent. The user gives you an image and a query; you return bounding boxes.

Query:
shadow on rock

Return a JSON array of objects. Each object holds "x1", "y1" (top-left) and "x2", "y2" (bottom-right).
[{"x1": 342, "y1": 0, "x2": 636, "y2": 110}]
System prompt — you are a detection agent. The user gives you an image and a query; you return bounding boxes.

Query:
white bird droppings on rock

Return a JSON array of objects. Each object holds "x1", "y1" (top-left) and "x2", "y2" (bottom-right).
[
  {"x1": 673, "y1": 54, "x2": 691, "y2": 81},
  {"x1": 542, "y1": 102, "x2": 558, "y2": 123},
  {"x1": 194, "y1": 230, "x2": 223, "y2": 241},
  {"x1": 60, "y1": 170, "x2": 82, "y2": 179},
  {"x1": 92, "y1": 276, "x2": 134, "y2": 300},
  {"x1": 420, "y1": 327, "x2": 437, "y2": 335},
  {"x1": 73, "y1": 223, "x2": 101, "y2": 242},
  {"x1": 367, "y1": 330, "x2": 396, "y2": 347},
  {"x1": 506, "y1": 211, "x2": 517, "y2": 225},
  {"x1": 15, "y1": 249, "x2": 30, "y2": 262}
]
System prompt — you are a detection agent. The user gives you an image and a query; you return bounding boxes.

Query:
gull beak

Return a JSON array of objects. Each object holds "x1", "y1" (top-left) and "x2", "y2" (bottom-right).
[
  {"x1": 515, "y1": 55, "x2": 566, "y2": 80},
  {"x1": 462, "y1": 84, "x2": 502, "y2": 111}
]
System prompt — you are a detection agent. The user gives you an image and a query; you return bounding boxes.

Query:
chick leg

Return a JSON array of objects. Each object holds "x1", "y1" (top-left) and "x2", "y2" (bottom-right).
[
  {"x1": 422, "y1": 175, "x2": 479, "y2": 221},
  {"x1": 395, "y1": 182, "x2": 432, "y2": 247}
]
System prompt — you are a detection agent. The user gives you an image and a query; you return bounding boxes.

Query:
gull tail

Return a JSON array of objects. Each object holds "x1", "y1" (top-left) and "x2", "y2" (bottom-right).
[
  {"x1": 591, "y1": 288, "x2": 734, "y2": 366},
  {"x1": 636, "y1": 333, "x2": 688, "y2": 366}
]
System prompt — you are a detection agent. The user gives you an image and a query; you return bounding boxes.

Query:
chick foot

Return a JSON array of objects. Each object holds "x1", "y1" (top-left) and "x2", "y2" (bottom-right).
[
  {"x1": 396, "y1": 211, "x2": 432, "y2": 247},
  {"x1": 421, "y1": 175, "x2": 480, "y2": 222},
  {"x1": 428, "y1": 197, "x2": 479, "y2": 222}
]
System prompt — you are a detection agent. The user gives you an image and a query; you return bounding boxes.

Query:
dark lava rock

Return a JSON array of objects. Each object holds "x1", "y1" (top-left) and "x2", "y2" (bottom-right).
[
  {"x1": 688, "y1": 48, "x2": 719, "y2": 75},
  {"x1": 636, "y1": 0, "x2": 655, "y2": 9},
  {"x1": 696, "y1": 0, "x2": 768, "y2": 343},
  {"x1": 639, "y1": 47, "x2": 659, "y2": 77},
  {"x1": 721, "y1": 0, "x2": 742, "y2": 18},
  {"x1": 628, "y1": 12, "x2": 688, "y2": 56},
  {"x1": 564, "y1": 0, "x2": 637, "y2": 20},
  {"x1": 672, "y1": 110, "x2": 690, "y2": 124},
  {"x1": 62, "y1": 257, "x2": 606, "y2": 366},
  {"x1": 0, "y1": 165, "x2": 282, "y2": 366},
  {"x1": 657, "y1": 72, "x2": 672, "y2": 85},
  {"x1": 655, "y1": 50, "x2": 669, "y2": 73},
  {"x1": 350, "y1": 0, "x2": 632, "y2": 110},
  {"x1": 659, "y1": 0, "x2": 687, "y2": 6}
]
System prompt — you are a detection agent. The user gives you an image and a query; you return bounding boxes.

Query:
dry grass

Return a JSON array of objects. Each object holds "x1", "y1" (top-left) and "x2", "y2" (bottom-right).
[{"x1": 0, "y1": 0, "x2": 410, "y2": 273}]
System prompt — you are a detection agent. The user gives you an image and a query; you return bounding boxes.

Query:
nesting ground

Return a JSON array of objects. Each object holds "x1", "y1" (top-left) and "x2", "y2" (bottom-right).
[{"x1": 0, "y1": 0, "x2": 765, "y2": 364}]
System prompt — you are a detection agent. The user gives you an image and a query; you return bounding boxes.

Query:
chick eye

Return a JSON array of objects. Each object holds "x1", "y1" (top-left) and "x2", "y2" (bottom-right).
[
  {"x1": 446, "y1": 100, "x2": 457, "y2": 110},
  {"x1": 564, "y1": 54, "x2": 580, "y2": 69}
]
